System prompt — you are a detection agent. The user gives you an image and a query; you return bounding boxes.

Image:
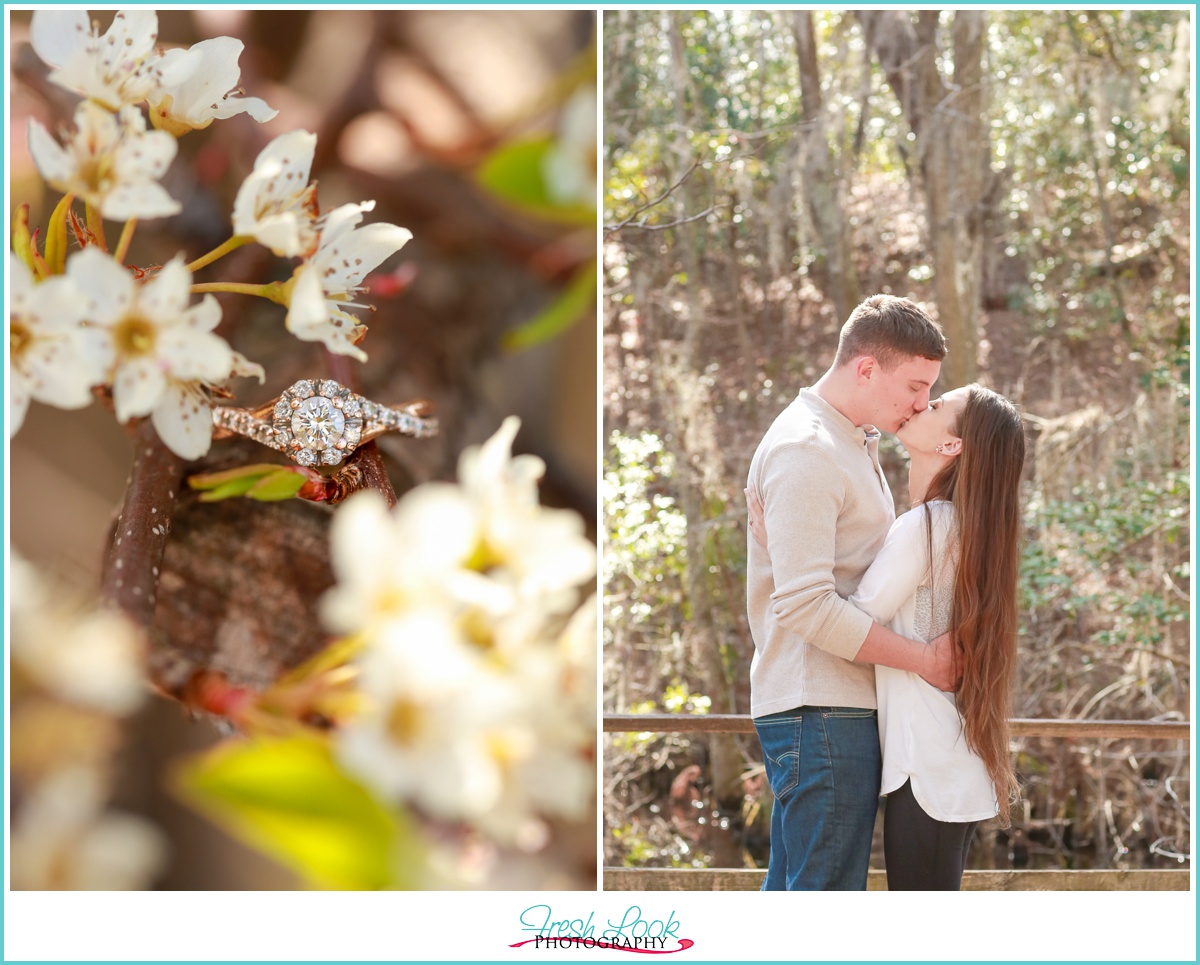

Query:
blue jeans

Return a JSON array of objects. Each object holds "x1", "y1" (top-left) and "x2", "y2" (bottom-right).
[{"x1": 754, "y1": 706, "x2": 882, "y2": 890}]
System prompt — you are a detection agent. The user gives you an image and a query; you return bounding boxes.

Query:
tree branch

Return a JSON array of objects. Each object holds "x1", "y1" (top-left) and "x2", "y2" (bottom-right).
[
  {"x1": 605, "y1": 203, "x2": 727, "y2": 234},
  {"x1": 100, "y1": 419, "x2": 184, "y2": 627},
  {"x1": 604, "y1": 160, "x2": 701, "y2": 235}
]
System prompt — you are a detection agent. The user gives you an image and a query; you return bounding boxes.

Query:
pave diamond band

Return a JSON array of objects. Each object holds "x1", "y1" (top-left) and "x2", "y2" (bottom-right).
[{"x1": 212, "y1": 379, "x2": 437, "y2": 467}]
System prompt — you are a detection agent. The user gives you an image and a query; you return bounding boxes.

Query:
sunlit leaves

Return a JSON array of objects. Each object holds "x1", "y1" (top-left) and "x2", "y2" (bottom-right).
[
  {"x1": 172, "y1": 734, "x2": 422, "y2": 889},
  {"x1": 602, "y1": 431, "x2": 687, "y2": 631},
  {"x1": 477, "y1": 136, "x2": 595, "y2": 226}
]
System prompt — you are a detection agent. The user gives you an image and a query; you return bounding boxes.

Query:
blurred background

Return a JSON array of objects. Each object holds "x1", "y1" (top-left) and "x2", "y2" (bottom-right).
[
  {"x1": 603, "y1": 9, "x2": 1189, "y2": 879},
  {"x1": 10, "y1": 8, "x2": 597, "y2": 889}
]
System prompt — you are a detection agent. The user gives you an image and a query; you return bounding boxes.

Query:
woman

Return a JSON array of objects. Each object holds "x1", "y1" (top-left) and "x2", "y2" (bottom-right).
[{"x1": 747, "y1": 383, "x2": 1026, "y2": 890}]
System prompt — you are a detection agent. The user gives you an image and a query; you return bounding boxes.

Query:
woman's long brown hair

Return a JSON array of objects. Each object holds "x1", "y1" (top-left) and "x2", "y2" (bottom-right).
[{"x1": 923, "y1": 385, "x2": 1026, "y2": 826}]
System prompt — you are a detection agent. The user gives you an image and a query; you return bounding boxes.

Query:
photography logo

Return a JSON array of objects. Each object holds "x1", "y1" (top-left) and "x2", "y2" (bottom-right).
[{"x1": 511, "y1": 904, "x2": 694, "y2": 953}]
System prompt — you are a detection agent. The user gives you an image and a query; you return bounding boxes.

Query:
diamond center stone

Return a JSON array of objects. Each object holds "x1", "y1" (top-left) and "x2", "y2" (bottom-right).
[{"x1": 291, "y1": 396, "x2": 345, "y2": 449}]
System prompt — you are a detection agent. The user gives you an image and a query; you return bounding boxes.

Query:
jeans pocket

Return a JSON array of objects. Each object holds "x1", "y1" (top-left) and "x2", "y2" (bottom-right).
[
  {"x1": 756, "y1": 717, "x2": 801, "y2": 799},
  {"x1": 820, "y1": 708, "x2": 876, "y2": 720}
]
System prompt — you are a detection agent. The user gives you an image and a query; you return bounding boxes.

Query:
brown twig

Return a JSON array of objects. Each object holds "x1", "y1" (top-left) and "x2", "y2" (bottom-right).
[
  {"x1": 100, "y1": 419, "x2": 184, "y2": 627},
  {"x1": 345, "y1": 441, "x2": 398, "y2": 507}
]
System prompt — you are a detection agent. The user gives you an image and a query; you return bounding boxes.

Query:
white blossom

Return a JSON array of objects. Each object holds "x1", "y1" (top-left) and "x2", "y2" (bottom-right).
[
  {"x1": 231, "y1": 130, "x2": 319, "y2": 258},
  {"x1": 30, "y1": 9, "x2": 194, "y2": 112},
  {"x1": 321, "y1": 487, "x2": 476, "y2": 638},
  {"x1": 28, "y1": 101, "x2": 180, "y2": 220},
  {"x1": 11, "y1": 767, "x2": 167, "y2": 890},
  {"x1": 455, "y1": 416, "x2": 597, "y2": 626},
  {"x1": 325, "y1": 419, "x2": 596, "y2": 840},
  {"x1": 66, "y1": 247, "x2": 261, "y2": 459},
  {"x1": 10, "y1": 553, "x2": 146, "y2": 717},
  {"x1": 285, "y1": 201, "x2": 412, "y2": 361},
  {"x1": 147, "y1": 37, "x2": 277, "y2": 136},
  {"x1": 336, "y1": 611, "x2": 510, "y2": 820},
  {"x1": 9, "y1": 255, "x2": 108, "y2": 435}
]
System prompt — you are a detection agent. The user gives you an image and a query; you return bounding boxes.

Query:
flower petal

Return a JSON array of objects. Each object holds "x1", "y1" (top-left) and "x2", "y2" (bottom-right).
[
  {"x1": 229, "y1": 350, "x2": 265, "y2": 383},
  {"x1": 317, "y1": 201, "x2": 373, "y2": 248},
  {"x1": 232, "y1": 130, "x2": 317, "y2": 256},
  {"x1": 149, "y1": 38, "x2": 274, "y2": 132},
  {"x1": 317, "y1": 222, "x2": 413, "y2": 291},
  {"x1": 283, "y1": 266, "x2": 327, "y2": 335},
  {"x1": 138, "y1": 257, "x2": 192, "y2": 324},
  {"x1": 66, "y1": 247, "x2": 135, "y2": 326},
  {"x1": 151, "y1": 382, "x2": 212, "y2": 460},
  {"x1": 151, "y1": 45, "x2": 203, "y2": 89},
  {"x1": 102, "y1": 182, "x2": 181, "y2": 221},
  {"x1": 30, "y1": 9, "x2": 90, "y2": 69},
  {"x1": 103, "y1": 10, "x2": 159, "y2": 65},
  {"x1": 27, "y1": 118, "x2": 74, "y2": 186},
  {"x1": 10, "y1": 376, "x2": 32, "y2": 436},
  {"x1": 114, "y1": 112, "x2": 177, "y2": 180},
  {"x1": 213, "y1": 94, "x2": 278, "y2": 124},
  {"x1": 243, "y1": 214, "x2": 309, "y2": 259},
  {"x1": 158, "y1": 329, "x2": 232, "y2": 383},
  {"x1": 112, "y1": 357, "x2": 167, "y2": 422}
]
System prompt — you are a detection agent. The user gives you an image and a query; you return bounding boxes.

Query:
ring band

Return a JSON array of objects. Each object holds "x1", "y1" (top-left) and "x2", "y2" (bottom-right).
[{"x1": 212, "y1": 378, "x2": 438, "y2": 467}]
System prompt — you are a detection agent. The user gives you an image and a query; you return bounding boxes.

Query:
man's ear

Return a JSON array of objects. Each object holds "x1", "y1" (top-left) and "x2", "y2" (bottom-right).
[{"x1": 854, "y1": 355, "x2": 876, "y2": 383}]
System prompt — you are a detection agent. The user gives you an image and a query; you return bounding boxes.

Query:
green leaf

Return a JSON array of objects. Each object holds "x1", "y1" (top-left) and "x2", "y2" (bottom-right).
[
  {"x1": 172, "y1": 734, "x2": 422, "y2": 890},
  {"x1": 476, "y1": 137, "x2": 594, "y2": 225},
  {"x1": 189, "y1": 463, "x2": 283, "y2": 489},
  {"x1": 503, "y1": 260, "x2": 597, "y2": 352},
  {"x1": 247, "y1": 469, "x2": 308, "y2": 502},
  {"x1": 190, "y1": 464, "x2": 306, "y2": 502}
]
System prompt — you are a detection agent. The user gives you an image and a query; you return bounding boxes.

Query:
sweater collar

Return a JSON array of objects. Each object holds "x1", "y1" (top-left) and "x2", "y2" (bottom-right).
[{"x1": 799, "y1": 388, "x2": 876, "y2": 446}]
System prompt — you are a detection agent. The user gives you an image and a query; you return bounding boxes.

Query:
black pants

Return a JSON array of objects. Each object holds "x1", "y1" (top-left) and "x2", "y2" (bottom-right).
[{"x1": 883, "y1": 779, "x2": 978, "y2": 891}]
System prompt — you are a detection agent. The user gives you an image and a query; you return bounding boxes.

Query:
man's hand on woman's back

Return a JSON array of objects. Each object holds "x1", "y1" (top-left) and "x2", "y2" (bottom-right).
[{"x1": 921, "y1": 631, "x2": 963, "y2": 692}]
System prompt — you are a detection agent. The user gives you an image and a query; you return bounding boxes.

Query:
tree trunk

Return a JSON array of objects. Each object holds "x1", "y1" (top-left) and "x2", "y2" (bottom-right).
[
  {"x1": 791, "y1": 11, "x2": 859, "y2": 323},
  {"x1": 861, "y1": 10, "x2": 990, "y2": 386},
  {"x1": 948, "y1": 11, "x2": 988, "y2": 380},
  {"x1": 631, "y1": 26, "x2": 746, "y2": 806}
]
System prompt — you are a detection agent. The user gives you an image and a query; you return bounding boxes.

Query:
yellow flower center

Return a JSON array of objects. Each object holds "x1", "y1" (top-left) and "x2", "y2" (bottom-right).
[
  {"x1": 113, "y1": 315, "x2": 157, "y2": 357},
  {"x1": 386, "y1": 698, "x2": 425, "y2": 747},
  {"x1": 461, "y1": 609, "x2": 496, "y2": 651},
  {"x1": 465, "y1": 537, "x2": 506, "y2": 575},
  {"x1": 372, "y1": 587, "x2": 408, "y2": 618},
  {"x1": 77, "y1": 154, "x2": 115, "y2": 196},
  {"x1": 10, "y1": 320, "x2": 32, "y2": 358}
]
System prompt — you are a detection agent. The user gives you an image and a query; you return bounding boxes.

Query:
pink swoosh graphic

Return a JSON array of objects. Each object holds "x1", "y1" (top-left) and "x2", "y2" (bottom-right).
[{"x1": 508, "y1": 937, "x2": 694, "y2": 954}]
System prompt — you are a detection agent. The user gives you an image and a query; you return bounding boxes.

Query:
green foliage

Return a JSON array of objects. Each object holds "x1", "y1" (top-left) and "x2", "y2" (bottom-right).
[
  {"x1": 662, "y1": 678, "x2": 711, "y2": 714},
  {"x1": 603, "y1": 430, "x2": 688, "y2": 624},
  {"x1": 172, "y1": 734, "x2": 422, "y2": 890},
  {"x1": 504, "y1": 261, "x2": 597, "y2": 352},
  {"x1": 990, "y1": 11, "x2": 1189, "y2": 339},
  {"x1": 1021, "y1": 471, "x2": 1190, "y2": 650},
  {"x1": 477, "y1": 136, "x2": 594, "y2": 226},
  {"x1": 188, "y1": 463, "x2": 308, "y2": 502}
]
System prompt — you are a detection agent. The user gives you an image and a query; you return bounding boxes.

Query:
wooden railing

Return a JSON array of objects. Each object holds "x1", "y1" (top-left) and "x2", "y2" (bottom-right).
[
  {"x1": 604, "y1": 713, "x2": 1191, "y2": 740},
  {"x1": 603, "y1": 713, "x2": 1191, "y2": 892}
]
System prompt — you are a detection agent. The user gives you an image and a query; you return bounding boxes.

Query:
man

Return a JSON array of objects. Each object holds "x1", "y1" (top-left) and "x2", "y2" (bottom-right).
[{"x1": 745, "y1": 294, "x2": 958, "y2": 891}]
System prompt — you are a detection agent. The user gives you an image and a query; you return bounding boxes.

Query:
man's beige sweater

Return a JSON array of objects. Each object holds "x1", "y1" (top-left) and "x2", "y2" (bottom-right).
[{"x1": 746, "y1": 389, "x2": 895, "y2": 717}]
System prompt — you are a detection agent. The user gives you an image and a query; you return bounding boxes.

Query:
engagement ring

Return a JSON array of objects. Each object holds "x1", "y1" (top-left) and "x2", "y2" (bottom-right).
[{"x1": 212, "y1": 378, "x2": 437, "y2": 467}]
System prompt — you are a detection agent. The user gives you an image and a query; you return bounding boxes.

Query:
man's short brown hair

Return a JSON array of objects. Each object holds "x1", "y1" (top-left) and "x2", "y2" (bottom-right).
[{"x1": 833, "y1": 295, "x2": 947, "y2": 371}]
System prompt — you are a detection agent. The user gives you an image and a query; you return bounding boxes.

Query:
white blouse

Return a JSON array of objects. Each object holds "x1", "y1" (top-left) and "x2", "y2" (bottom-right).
[{"x1": 849, "y1": 499, "x2": 999, "y2": 823}]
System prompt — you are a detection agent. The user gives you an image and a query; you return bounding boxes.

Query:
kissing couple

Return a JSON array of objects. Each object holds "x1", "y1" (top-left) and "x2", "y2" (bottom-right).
[{"x1": 745, "y1": 294, "x2": 1026, "y2": 891}]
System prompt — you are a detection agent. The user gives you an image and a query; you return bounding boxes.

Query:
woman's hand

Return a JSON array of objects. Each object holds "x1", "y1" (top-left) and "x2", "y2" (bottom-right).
[{"x1": 744, "y1": 486, "x2": 768, "y2": 550}]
